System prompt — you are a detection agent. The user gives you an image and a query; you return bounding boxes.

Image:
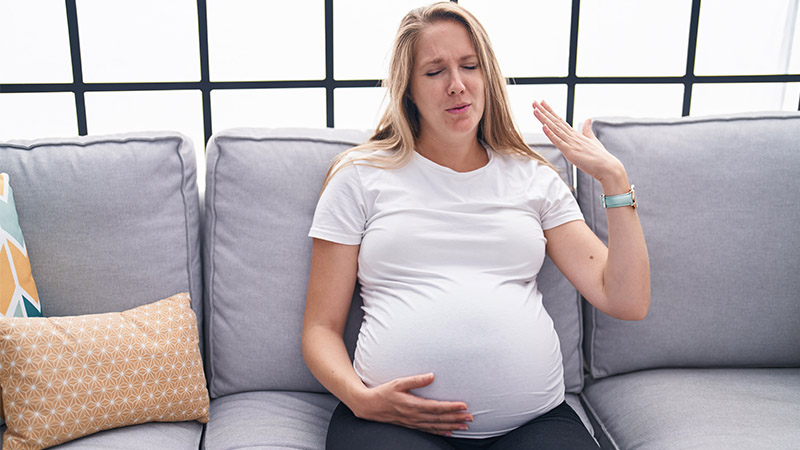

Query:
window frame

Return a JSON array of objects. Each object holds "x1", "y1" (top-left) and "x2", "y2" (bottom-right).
[{"x1": 1, "y1": 0, "x2": 799, "y2": 146}]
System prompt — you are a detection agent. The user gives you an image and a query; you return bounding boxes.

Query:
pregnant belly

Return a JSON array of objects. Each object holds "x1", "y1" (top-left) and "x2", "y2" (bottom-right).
[{"x1": 353, "y1": 292, "x2": 565, "y2": 438}]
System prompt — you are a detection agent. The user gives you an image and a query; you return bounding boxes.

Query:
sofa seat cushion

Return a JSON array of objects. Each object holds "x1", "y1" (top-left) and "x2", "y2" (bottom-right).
[
  {"x1": 582, "y1": 368, "x2": 800, "y2": 450},
  {"x1": 203, "y1": 391, "x2": 338, "y2": 450},
  {"x1": 0, "y1": 421, "x2": 203, "y2": 450}
]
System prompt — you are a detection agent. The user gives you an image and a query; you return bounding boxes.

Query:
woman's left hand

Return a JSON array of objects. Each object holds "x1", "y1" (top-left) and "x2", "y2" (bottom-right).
[
  {"x1": 532, "y1": 100, "x2": 626, "y2": 189},
  {"x1": 534, "y1": 100, "x2": 650, "y2": 321}
]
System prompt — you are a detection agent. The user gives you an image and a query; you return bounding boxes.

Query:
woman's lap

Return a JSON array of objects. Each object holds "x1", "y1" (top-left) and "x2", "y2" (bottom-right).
[
  {"x1": 326, "y1": 401, "x2": 599, "y2": 450},
  {"x1": 481, "y1": 401, "x2": 599, "y2": 449},
  {"x1": 325, "y1": 401, "x2": 453, "y2": 450}
]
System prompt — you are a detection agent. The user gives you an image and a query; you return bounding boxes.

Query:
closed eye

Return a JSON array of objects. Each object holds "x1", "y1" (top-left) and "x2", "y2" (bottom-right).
[
  {"x1": 463, "y1": 65, "x2": 477, "y2": 70},
  {"x1": 426, "y1": 69, "x2": 443, "y2": 77}
]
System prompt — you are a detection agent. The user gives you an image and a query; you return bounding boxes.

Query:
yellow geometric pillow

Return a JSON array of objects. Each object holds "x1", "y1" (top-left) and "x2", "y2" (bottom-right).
[
  {"x1": 0, "y1": 292, "x2": 209, "y2": 450},
  {"x1": 0, "y1": 173, "x2": 41, "y2": 318}
]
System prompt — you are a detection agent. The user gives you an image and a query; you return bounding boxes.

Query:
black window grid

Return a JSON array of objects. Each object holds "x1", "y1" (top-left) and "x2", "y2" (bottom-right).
[{"x1": 1, "y1": 0, "x2": 799, "y2": 145}]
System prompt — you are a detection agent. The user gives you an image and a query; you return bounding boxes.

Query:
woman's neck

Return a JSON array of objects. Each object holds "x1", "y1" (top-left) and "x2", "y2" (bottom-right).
[{"x1": 415, "y1": 133, "x2": 488, "y2": 173}]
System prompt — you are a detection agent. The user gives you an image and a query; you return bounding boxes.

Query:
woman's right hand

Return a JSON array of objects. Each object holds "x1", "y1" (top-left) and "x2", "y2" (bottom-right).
[{"x1": 349, "y1": 373, "x2": 473, "y2": 436}]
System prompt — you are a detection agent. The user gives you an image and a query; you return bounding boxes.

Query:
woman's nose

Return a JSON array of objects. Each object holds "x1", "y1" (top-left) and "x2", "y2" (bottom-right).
[{"x1": 448, "y1": 74, "x2": 465, "y2": 95}]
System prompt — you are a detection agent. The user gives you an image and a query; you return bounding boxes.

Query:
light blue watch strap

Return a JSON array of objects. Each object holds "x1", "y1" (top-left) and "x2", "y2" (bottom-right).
[{"x1": 601, "y1": 185, "x2": 636, "y2": 208}]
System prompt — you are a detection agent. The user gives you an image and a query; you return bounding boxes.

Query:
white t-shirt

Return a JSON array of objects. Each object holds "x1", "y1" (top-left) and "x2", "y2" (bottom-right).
[{"x1": 309, "y1": 144, "x2": 584, "y2": 438}]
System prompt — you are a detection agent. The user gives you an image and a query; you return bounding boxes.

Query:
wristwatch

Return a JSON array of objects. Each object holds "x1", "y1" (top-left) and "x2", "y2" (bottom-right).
[{"x1": 601, "y1": 185, "x2": 636, "y2": 209}]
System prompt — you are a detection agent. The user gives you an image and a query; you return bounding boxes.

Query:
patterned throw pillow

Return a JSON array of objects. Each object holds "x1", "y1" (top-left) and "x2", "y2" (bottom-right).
[
  {"x1": 0, "y1": 173, "x2": 41, "y2": 318},
  {"x1": 0, "y1": 292, "x2": 209, "y2": 450}
]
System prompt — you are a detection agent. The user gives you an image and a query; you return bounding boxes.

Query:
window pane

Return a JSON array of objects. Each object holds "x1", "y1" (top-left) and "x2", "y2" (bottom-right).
[
  {"x1": 461, "y1": 0, "x2": 571, "y2": 77},
  {"x1": 690, "y1": 83, "x2": 800, "y2": 116},
  {"x1": 334, "y1": 0, "x2": 437, "y2": 80},
  {"x1": 0, "y1": 0, "x2": 72, "y2": 83},
  {"x1": 784, "y1": 84, "x2": 800, "y2": 111},
  {"x1": 790, "y1": 8, "x2": 800, "y2": 74},
  {"x1": 85, "y1": 90, "x2": 205, "y2": 189},
  {"x1": 207, "y1": 0, "x2": 324, "y2": 82},
  {"x1": 695, "y1": 0, "x2": 797, "y2": 75},
  {"x1": 211, "y1": 88, "x2": 326, "y2": 132},
  {"x1": 334, "y1": 87, "x2": 388, "y2": 130},
  {"x1": 573, "y1": 84, "x2": 684, "y2": 126},
  {"x1": 577, "y1": 0, "x2": 691, "y2": 77},
  {"x1": 0, "y1": 93, "x2": 77, "y2": 140},
  {"x1": 77, "y1": 0, "x2": 200, "y2": 82},
  {"x1": 506, "y1": 84, "x2": 568, "y2": 133}
]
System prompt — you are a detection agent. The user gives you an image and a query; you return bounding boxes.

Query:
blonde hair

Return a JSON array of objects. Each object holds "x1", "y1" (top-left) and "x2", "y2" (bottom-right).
[{"x1": 322, "y1": 1, "x2": 553, "y2": 191}]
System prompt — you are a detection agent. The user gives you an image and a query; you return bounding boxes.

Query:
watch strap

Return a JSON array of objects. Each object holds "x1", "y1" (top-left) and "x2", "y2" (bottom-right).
[{"x1": 601, "y1": 185, "x2": 636, "y2": 208}]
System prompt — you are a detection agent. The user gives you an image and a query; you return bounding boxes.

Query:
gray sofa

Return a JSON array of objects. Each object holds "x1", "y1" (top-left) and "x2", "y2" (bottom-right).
[{"x1": 0, "y1": 111, "x2": 797, "y2": 449}]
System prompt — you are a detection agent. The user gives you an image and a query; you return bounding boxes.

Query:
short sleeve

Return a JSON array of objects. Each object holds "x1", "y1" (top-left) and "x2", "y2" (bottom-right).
[
  {"x1": 537, "y1": 165, "x2": 584, "y2": 230},
  {"x1": 308, "y1": 163, "x2": 367, "y2": 245}
]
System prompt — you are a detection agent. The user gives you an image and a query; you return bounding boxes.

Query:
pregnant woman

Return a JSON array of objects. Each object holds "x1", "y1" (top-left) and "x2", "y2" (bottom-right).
[{"x1": 302, "y1": 3, "x2": 650, "y2": 449}]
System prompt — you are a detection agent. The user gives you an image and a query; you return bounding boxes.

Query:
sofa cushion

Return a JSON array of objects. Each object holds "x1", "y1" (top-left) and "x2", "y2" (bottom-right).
[
  {"x1": 204, "y1": 391, "x2": 338, "y2": 450},
  {"x1": 0, "y1": 420, "x2": 204, "y2": 450},
  {"x1": 0, "y1": 133, "x2": 203, "y2": 327},
  {"x1": 203, "y1": 128, "x2": 585, "y2": 397},
  {"x1": 0, "y1": 173, "x2": 41, "y2": 318},
  {"x1": 0, "y1": 293, "x2": 209, "y2": 450},
  {"x1": 203, "y1": 391, "x2": 593, "y2": 450},
  {"x1": 203, "y1": 128, "x2": 368, "y2": 397},
  {"x1": 582, "y1": 368, "x2": 800, "y2": 450},
  {"x1": 579, "y1": 112, "x2": 800, "y2": 378}
]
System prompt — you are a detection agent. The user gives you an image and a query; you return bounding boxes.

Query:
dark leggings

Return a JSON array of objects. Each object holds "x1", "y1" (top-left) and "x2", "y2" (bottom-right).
[{"x1": 326, "y1": 401, "x2": 599, "y2": 450}]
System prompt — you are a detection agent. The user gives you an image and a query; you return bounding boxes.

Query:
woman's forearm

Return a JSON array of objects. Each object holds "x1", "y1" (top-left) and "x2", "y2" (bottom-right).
[
  {"x1": 600, "y1": 172, "x2": 651, "y2": 320},
  {"x1": 302, "y1": 325, "x2": 369, "y2": 410}
]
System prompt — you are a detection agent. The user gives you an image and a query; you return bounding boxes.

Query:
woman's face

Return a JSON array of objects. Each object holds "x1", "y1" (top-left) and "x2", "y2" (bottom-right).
[{"x1": 409, "y1": 20, "x2": 485, "y2": 143}]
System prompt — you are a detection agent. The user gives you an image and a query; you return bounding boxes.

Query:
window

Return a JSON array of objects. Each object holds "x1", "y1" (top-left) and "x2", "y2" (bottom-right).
[{"x1": 2, "y1": 0, "x2": 799, "y2": 150}]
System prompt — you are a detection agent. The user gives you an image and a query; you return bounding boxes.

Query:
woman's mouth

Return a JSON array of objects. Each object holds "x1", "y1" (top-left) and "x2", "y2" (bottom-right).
[{"x1": 446, "y1": 104, "x2": 470, "y2": 114}]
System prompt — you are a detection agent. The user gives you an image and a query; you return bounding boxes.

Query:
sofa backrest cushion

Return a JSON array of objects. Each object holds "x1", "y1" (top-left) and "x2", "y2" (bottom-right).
[
  {"x1": 579, "y1": 112, "x2": 800, "y2": 379},
  {"x1": 203, "y1": 128, "x2": 585, "y2": 397},
  {"x1": 0, "y1": 133, "x2": 203, "y2": 334}
]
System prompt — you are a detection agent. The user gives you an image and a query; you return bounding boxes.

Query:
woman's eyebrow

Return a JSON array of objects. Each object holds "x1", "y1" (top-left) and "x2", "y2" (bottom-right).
[{"x1": 420, "y1": 54, "x2": 478, "y2": 66}]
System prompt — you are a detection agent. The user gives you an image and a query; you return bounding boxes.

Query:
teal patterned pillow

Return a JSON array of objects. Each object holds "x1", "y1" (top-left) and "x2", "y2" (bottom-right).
[{"x1": 0, "y1": 173, "x2": 41, "y2": 317}]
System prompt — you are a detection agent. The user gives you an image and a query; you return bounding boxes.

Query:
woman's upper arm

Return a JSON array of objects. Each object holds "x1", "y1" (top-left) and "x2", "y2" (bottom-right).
[
  {"x1": 303, "y1": 238, "x2": 360, "y2": 336},
  {"x1": 544, "y1": 220, "x2": 610, "y2": 313}
]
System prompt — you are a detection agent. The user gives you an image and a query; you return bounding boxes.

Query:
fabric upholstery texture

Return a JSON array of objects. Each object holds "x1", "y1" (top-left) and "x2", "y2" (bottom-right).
[
  {"x1": 204, "y1": 391, "x2": 339, "y2": 450},
  {"x1": 0, "y1": 420, "x2": 204, "y2": 450},
  {"x1": 0, "y1": 173, "x2": 40, "y2": 318},
  {"x1": 203, "y1": 128, "x2": 585, "y2": 398},
  {"x1": 583, "y1": 368, "x2": 800, "y2": 450},
  {"x1": 579, "y1": 113, "x2": 800, "y2": 378},
  {"x1": 0, "y1": 133, "x2": 203, "y2": 330},
  {"x1": 203, "y1": 128, "x2": 368, "y2": 397},
  {"x1": 0, "y1": 293, "x2": 209, "y2": 450}
]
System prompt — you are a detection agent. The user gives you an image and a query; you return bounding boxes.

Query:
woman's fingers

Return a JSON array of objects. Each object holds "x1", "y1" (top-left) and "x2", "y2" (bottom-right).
[
  {"x1": 392, "y1": 372, "x2": 436, "y2": 391},
  {"x1": 390, "y1": 373, "x2": 469, "y2": 414},
  {"x1": 533, "y1": 101, "x2": 572, "y2": 137},
  {"x1": 582, "y1": 117, "x2": 592, "y2": 136},
  {"x1": 416, "y1": 421, "x2": 470, "y2": 436},
  {"x1": 532, "y1": 101, "x2": 584, "y2": 153},
  {"x1": 412, "y1": 411, "x2": 472, "y2": 436},
  {"x1": 531, "y1": 99, "x2": 625, "y2": 182},
  {"x1": 409, "y1": 397, "x2": 473, "y2": 420},
  {"x1": 362, "y1": 374, "x2": 472, "y2": 435}
]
